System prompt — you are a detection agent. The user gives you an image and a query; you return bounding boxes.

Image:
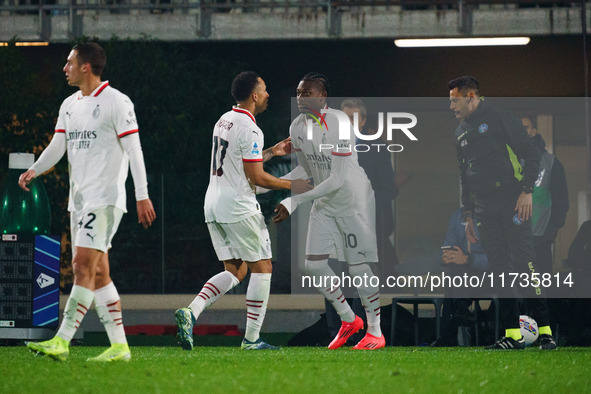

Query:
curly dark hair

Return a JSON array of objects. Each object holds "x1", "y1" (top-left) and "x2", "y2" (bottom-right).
[{"x1": 301, "y1": 72, "x2": 331, "y2": 96}]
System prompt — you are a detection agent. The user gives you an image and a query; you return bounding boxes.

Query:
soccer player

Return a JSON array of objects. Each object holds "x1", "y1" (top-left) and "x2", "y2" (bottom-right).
[
  {"x1": 19, "y1": 42, "x2": 156, "y2": 361},
  {"x1": 274, "y1": 73, "x2": 385, "y2": 350},
  {"x1": 174, "y1": 71, "x2": 309, "y2": 350},
  {"x1": 449, "y1": 76, "x2": 556, "y2": 350}
]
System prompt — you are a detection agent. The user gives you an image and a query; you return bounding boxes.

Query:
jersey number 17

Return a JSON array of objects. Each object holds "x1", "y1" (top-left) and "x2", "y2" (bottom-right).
[{"x1": 211, "y1": 136, "x2": 229, "y2": 176}]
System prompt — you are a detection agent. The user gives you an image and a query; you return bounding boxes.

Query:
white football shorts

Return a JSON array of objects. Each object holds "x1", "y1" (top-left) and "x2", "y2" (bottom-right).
[
  {"x1": 305, "y1": 204, "x2": 378, "y2": 264},
  {"x1": 70, "y1": 206, "x2": 124, "y2": 253},
  {"x1": 207, "y1": 213, "x2": 272, "y2": 262}
]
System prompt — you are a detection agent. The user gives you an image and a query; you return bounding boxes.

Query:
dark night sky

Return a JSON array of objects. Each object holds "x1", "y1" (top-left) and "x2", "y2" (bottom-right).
[
  {"x1": 184, "y1": 35, "x2": 586, "y2": 97},
  {"x1": 25, "y1": 34, "x2": 587, "y2": 99}
]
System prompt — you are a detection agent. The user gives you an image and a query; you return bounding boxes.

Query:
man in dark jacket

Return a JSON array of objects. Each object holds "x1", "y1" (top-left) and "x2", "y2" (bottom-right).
[
  {"x1": 566, "y1": 220, "x2": 591, "y2": 274},
  {"x1": 520, "y1": 116, "x2": 569, "y2": 276},
  {"x1": 449, "y1": 76, "x2": 556, "y2": 350},
  {"x1": 559, "y1": 220, "x2": 591, "y2": 345}
]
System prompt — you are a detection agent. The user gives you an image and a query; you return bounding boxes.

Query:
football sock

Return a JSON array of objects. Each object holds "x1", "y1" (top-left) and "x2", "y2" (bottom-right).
[
  {"x1": 305, "y1": 259, "x2": 355, "y2": 323},
  {"x1": 244, "y1": 273, "x2": 271, "y2": 342},
  {"x1": 538, "y1": 325, "x2": 552, "y2": 336},
  {"x1": 506, "y1": 328, "x2": 522, "y2": 340},
  {"x1": 189, "y1": 271, "x2": 240, "y2": 321},
  {"x1": 56, "y1": 285, "x2": 94, "y2": 342},
  {"x1": 349, "y1": 263, "x2": 382, "y2": 337},
  {"x1": 95, "y1": 281, "x2": 127, "y2": 345}
]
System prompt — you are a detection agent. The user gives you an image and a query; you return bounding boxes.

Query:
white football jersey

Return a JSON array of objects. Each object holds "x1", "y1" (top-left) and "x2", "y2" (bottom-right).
[
  {"x1": 290, "y1": 109, "x2": 373, "y2": 217},
  {"x1": 55, "y1": 81, "x2": 138, "y2": 213},
  {"x1": 204, "y1": 107, "x2": 264, "y2": 223}
]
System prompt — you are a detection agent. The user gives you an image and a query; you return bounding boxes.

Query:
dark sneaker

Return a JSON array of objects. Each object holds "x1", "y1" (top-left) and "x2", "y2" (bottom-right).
[
  {"x1": 241, "y1": 338, "x2": 280, "y2": 350},
  {"x1": 539, "y1": 334, "x2": 557, "y2": 350},
  {"x1": 174, "y1": 308, "x2": 194, "y2": 350},
  {"x1": 485, "y1": 336, "x2": 525, "y2": 350}
]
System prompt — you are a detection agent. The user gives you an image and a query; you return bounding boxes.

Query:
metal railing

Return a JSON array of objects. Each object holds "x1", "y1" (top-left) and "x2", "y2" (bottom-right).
[{"x1": 0, "y1": 0, "x2": 579, "y2": 14}]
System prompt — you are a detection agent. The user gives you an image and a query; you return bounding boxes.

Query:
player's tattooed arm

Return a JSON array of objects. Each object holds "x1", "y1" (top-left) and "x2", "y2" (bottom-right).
[
  {"x1": 263, "y1": 137, "x2": 293, "y2": 162},
  {"x1": 262, "y1": 148, "x2": 274, "y2": 162}
]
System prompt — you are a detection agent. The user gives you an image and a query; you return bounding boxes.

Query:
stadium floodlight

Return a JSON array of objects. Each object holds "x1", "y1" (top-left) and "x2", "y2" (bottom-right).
[
  {"x1": 0, "y1": 42, "x2": 49, "y2": 46},
  {"x1": 394, "y1": 37, "x2": 530, "y2": 47}
]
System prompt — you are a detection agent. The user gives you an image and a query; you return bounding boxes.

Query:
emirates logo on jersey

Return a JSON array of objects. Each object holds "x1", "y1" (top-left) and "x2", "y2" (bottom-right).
[
  {"x1": 68, "y1": 129, "x2": 97, "y2": 150},
  {"x1": 68, "y1": 130, "x2": 97, "y2": 140},
  {"x1": 305, "y1": 152, "x2": 331, "y2": 171}
]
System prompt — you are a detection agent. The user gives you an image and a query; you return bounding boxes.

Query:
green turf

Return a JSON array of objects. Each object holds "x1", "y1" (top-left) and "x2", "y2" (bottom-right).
[
  {"x1": 67, "y1": 332, "x2": 295, "y2": 347},
  {"x1": 2, "y1": 345, "x2": 590, "y2": 393}
]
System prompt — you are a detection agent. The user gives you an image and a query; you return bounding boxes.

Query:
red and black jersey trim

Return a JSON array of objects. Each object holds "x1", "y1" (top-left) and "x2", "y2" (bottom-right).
[
  {"x1": 119, "y1": 129, "x2": 139, "y2": 138},
  {"x1": 232, "y1": 107, "x2": 256, "y2": 124},
  {"x1": 94, "y1": 82, "x2": 109, "y2": 97}
]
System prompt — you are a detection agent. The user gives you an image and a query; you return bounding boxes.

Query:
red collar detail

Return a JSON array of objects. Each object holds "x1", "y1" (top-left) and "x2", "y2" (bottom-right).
[
  {"x1": 93, "y1": 82, "x2": 109, "y2": 97},
  {"x1": 232, "y1": 107, "x2": 256, "y2": 124}
]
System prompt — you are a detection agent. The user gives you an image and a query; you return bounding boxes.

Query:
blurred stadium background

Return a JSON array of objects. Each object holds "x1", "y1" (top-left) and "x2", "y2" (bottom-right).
[{"x1": 1, "y1": 0, "x2": 590, "y2": 345}]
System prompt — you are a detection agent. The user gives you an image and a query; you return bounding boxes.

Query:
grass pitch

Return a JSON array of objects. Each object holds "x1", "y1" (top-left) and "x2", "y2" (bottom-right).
[{"x1": 1, "y1": 342, "x2": 590, "y2": 394}]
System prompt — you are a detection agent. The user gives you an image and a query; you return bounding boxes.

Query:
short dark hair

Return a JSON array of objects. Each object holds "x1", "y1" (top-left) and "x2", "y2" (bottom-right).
[
  {"x1": 232, "y1": 71, "x2": 260, "y2": 103},
  {"x1": 520, "y1": 114, "x2": 537, "y2": 128},
  {"x1": 448, "y1": 75, "x2": 480, "y2": 96},
  {"x1": 72, "y1": 42, "x2": 106, "y2": 77},
  {"x1": 301, "y1": 72, "x2": 331, "y2": 96}
]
